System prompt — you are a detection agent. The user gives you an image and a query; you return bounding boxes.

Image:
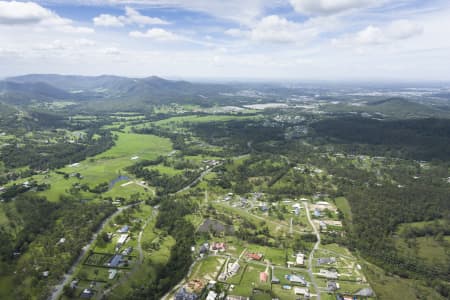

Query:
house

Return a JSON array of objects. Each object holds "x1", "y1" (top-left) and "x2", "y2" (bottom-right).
[
  {"x1": 317, "y1": 257, "x2": 336, "y2": 265},
  {"x1": 211, "y1": 242, "x2": 226, "y2": 252},
  {"x1": 108, "y1": 254, "x2": 123, "y2": 268},
  {"x1": 117, "y1": 225, "x2": 129, "y2": 233},
  {"x1": 206, "y1": 291, "x2": 218, "y2": 300},
  {"x1": 318, "y1": 269, "x2": 339, "y2": 279},
  {"x1": 246, "y1": 253, "x2": 263, "y2": 261},
  {"x1": 230, "y1": 262, "x2": 240, "y2": 274},
  {"x1": 122, "y1": 246, "x2": 133, "y2": 256},
  {"x1": 295, "y1": 253, "x2": 305, "y2": 266},
  {"x1": 354, "y1": 287, "x2": 374, "y2": 297},
  {"x1": 282, "y1": 285, "x2": 292, "y2": 290},
  {"x1": 319, "y1": 221, "x2": 327, "y2": 230},
  {"x1": 313, "y1": 209, "x2": 322, "y2": 218},
  {"x1": 175, "y1": 287, "x2": 198, "y2": 300},
  {"x1": 207, "y1": 280, "x2": 217, "y2": 289},
  {"x1": 327, "y1": 281, "x2": 339, "y2": 292},
  {"x1": 116, "y1": 234, "x2": 129, "y2": 249},
  {"x1": 285, "y1": 274, "x2": 307, "y2": 285},
  {"x1": 226, "y1": 296, "x2": 249, "y2": 300},
  {"x1": 70, "y1": 280, "x2": 79, "y2": 289},
  {"x1": 108, "y1": 269, "x2": 117, "y2": 280},
  {"x1": 260, "y1": 272, "x2": 268, "y2": 282},
  {"x1": 42, "y1": 271, "x2": 49, "y2": 277},
  {"x1": 186, "y1": 279, "x2": 206, "y2": 293},
  {"x1": 271, "y1": 271, "x2": 280, "y2": 284},
  {"x1": 80, "y1": 289, "x2": 94, "y2": 299},
  {"x1": 293, "y1": 207, "x2": 300, "y2": 215},
  {"x1": 292, "y1": 203, "x2": 302, "y2": 209},
  {"x1": 260, "y1": 203, "x2": 269, "y2": 212},
  {"x1": 199, "y1": 243, "x2": 209, "y2": 255},
  {"x1": 220, "y1": 261, "x2": 240, "y2": 281},
  {"x1": 294, "y1": 287, "x2": 310, "y2": 297},
  {"x1": 336, "y1": 295, "x2": 353, "y2": 300}
]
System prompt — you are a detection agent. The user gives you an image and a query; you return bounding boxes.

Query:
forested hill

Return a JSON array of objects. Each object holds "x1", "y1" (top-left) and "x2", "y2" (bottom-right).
[
  {"x1": 2, "y1": 74, "x2": 233, "y2": 106},
  {"x1": 312, "y1": 117, "x2": 450, "y2": 161}
]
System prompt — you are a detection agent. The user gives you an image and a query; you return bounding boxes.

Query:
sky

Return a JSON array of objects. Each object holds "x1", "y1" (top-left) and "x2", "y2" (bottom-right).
[{"x1": 0, "y1": 0, "x2": 450, "y2": 81}]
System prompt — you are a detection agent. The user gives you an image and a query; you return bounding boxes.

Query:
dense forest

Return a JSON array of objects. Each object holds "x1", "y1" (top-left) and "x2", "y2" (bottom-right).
[{"x1": 312, "y1": 117, "x2": 450, "y2": 161}]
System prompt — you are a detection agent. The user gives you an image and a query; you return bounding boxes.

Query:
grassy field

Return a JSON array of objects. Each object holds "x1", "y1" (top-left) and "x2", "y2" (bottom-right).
[
  {"x1": 335, "y1": 197, "x2": 352, "y2": 225},
  {"x1": 154, "y1": 114, "x2": 260, "y2": 127},
  {"x1": 189, "y1": 256, "x2": 225, "y2": 282},
  {"x1": 364, "y1": 261, "x2": 445, "y2": 300},
  {"x1": 31, "y1": 133, "x2": 172, "y2": 202},
  {"x1": 395, "y1": 236, "x2": 450, "y2": 266}
]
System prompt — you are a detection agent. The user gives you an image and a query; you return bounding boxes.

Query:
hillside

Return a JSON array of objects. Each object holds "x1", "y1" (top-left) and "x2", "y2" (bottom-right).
[
  {"x1": 324, "y1": 97, "x2": 450, "y2": 119},
  {"x1": 4, "y1": 74, "x2": 232, "y2": 106}
]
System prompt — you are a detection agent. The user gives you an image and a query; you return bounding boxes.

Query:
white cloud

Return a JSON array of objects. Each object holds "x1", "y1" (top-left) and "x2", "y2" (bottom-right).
[
  {"x1": 93, "y1": 14, "x2": 124, "y2": 27},
  {"x1": 385, "y1": 19, "x2": 423, "y2": 40},
  {"x1": 333, "y1": 19, "x2": 423, "y2": 47},
  {"x1": 0, "y1": 1, "x2": 53, "y2": 25},
  {"x1": 0, "y1": 1, "x2": 93, "y2": 33},
  {"x1": 83, "y1": 0, "x2": 275, "y2": 25},
  {"x1": 123, "y1": 7, "x2": 169, "y2": 25},
  {"x1": 93, "y1": 6, "x2": 168, "y2": 27},
  {"x1": 75, "y1": 38, "x2": 97, "y2": 47},
  {"x1": 290, "y1": 0, "x2": 377, "y2": 15},
  {"x1": 225, "y1": 15, "x2": 318, "y2": 44},
  {"x1": 225, "y1": 28, "x2": 244, "y2": 38},
  {"x1": 129, "y1": 28, "x2": 180, "y2": 41},
  {"x1": 102, "y1": 47, "x2": 121, "y2": 55},
  {"x1": 355, "y1": 25, "x2": 386, "y2": 44}
]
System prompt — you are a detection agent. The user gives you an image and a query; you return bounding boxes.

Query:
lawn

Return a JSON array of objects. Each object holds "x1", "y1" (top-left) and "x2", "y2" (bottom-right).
[
  {"x1": 189, "y1": 256, "x2": 225, "y2": 282},
  {"x1": 335, "y1": 197, "x2": 352, "y2": 225},
  {"x1": 229, "y1": 263, "x2": 271, "y2": 297}
]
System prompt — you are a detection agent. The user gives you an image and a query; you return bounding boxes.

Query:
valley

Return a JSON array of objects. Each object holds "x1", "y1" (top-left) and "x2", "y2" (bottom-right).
[{"x1": 0, "y1": 75, "x2": 449, "y2": 300}]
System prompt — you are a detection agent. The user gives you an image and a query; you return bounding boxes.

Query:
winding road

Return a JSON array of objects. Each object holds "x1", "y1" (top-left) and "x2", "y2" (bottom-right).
[{"x1": 303, "y1": 200, "x2": 321, "y2": 300}]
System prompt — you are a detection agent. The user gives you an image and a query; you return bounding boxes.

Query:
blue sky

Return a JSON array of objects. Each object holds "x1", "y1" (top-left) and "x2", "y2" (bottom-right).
[{"x1": 0, "y1": 0, "x2": 449, "y2": 81}]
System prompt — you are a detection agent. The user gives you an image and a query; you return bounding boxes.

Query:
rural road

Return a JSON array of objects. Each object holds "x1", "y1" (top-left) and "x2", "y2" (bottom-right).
[
  {"x1": 175, "y1": 163, "x2": 222, "y2": 194},
  {"x1": 49, "y1": 202, "x2": 142, "y2": 300},
  {"x1": 303, "y1": 200, "x2": 321, "y2": 300}
]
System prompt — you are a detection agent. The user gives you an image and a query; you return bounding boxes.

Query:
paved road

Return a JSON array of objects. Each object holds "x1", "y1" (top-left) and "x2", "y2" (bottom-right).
[
  {"x1": 49, "y1": 202, "x2": 142, "y2": 300},
  {"x1": 175, "y1": 163, "x2": 222, "y2": 194},
  {"x1": 303, "y1": 200, "x2": 321, "y2": 300}
]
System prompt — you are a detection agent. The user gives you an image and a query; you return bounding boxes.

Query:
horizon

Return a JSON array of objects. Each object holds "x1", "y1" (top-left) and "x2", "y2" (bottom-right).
[
  {"x1": 1, "y1": 0, "x2": 450, "y2": 81},
  {"x1": 3, "y1": 73, "x2": 450, "y2": 87}
]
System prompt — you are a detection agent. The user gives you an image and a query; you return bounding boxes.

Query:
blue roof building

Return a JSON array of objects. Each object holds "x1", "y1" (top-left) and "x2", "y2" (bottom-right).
[
  {"x1": 108, "y1": 254, "x2": 122, "y2": 267},
  {"x1": 117, "y1": 225, "x2": 129, "y2": 233},
  {"x1": 175, "y1": 287, "x2": 198, "y2": 300}
]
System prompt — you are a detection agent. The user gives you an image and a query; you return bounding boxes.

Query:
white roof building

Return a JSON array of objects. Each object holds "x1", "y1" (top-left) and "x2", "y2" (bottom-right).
[
  {"x1": 296, "y1": 253, "x2": 305, "y2": 265},
  {"x1": 294, "y1": 287, "x2": 310, "y2": 297},
  {"x1": 117, "y1": 234, "x2": 128, "y2": 245},
  {"x1": 206, "y1": 291, "x2": 218, "y2": 300}
]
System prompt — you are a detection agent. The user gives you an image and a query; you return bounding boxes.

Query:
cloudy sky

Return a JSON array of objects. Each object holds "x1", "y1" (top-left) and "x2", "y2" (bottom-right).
[{"x1": 1, "y1": 0, "x2": 449, "y2": 81}]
